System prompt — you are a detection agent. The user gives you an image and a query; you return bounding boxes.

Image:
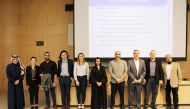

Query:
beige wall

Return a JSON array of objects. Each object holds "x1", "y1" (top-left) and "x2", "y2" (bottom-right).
[
  {"x1": 0, "y1": 0, "x2": 190, "y2": 91},
  {"x1": 0, "y1": 0, "x2": 74, "y2": 90}
]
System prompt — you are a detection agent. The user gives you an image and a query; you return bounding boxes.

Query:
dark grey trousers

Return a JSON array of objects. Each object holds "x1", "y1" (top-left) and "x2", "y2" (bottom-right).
[
  {"x1": 128, "y1": 82, "x2": 143, "y2": 109},
  {"x1": 144, "y1": 78, "x2": 159, "y2": 108}
]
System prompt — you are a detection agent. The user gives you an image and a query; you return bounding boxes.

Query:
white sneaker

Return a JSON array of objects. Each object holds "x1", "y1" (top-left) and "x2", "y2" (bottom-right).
[
  {"x1": 81, "y1": 104, "x2": 84, "y2": 108},
  {"x1": 78, "y1": 104, "x2": 81, "y2": 108}
]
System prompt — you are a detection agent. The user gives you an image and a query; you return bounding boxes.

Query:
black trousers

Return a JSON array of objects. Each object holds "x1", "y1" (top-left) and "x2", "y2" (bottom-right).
[
  {"x1": 144, "y1": 78, "x2": 158, "y2": 108},
  {"x1": 44, "y1": 87, "x2": 56, "y2": 107},
  {"x1": 59, "y1": 76, "x2": 71, "y2": 107},
  {"x1": 128, "y1": 82, "x2": 143, "y2": 109},
  {"x1": 110, "y1": 81, "x2": 125, "y2": 108},
  {"x1": 76, "y1": 75, "x2": 87, "y2": 104},
  {"x1": 28, "y1": 80, "x2": 39, "y2": 105},
  {"x1": 165, "y1": 80, "x2": 179, "y2": 108}
]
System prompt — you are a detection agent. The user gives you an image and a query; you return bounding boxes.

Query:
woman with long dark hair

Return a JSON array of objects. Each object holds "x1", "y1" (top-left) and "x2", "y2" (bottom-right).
[{"x1": 90, "y1": 57, "x2": 108, "y2": 109}]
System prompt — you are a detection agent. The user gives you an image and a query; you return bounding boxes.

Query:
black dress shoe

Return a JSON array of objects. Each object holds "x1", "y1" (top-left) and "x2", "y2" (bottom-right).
[
  {"x1": 166, "y1": 106, "x2": 172, "y2": 109},
  {"x1": 143, "y1": 105, "x2": 148, "y2": 109},
  {"x1": 110, "y1": 106, "x2": 114, "y2": 109},
  {"x1": 152, "y1": 106, "x2": 157, "y2": 109},
  {"x1": 120, "y1": 106, "x2": 125, "y2": 109}
]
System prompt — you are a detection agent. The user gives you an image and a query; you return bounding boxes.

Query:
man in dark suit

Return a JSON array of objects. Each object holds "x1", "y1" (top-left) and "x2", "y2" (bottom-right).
[
  {"x1": 57, "y1": 50, "x2": 74, "y2": 109},
  {"x1": 128, "y1": 49, "x2": 146, "y2": 109},
  {"x1": 144, "y1": 50, "x2": 163, "y2": 109}
]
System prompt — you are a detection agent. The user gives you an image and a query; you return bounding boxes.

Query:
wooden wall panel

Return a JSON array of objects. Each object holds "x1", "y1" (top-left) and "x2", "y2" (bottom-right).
[{"x1": 0, "y1": 0, "x2": 72, "y2": 90}]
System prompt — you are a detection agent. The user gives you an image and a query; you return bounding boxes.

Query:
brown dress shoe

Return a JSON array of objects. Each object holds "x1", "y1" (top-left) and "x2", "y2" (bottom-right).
[
  {"x1": 44, "y1": 106, "x2": 48, "y2": 109},
  {"x1": 66, "y1": 105, "x2": 70, "y2": 109},
  {"x1": 62, "y1": 106, "x2": 65, "y2": 109},
  {"x1": 54, "y1": 105, "x2": 58, "y2": 109}
]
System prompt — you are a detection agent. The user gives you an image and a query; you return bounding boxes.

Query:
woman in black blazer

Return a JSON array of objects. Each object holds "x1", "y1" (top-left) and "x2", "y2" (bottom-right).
[{"x1": 26, "y1": 57, "x2": 41, "y2": 109}]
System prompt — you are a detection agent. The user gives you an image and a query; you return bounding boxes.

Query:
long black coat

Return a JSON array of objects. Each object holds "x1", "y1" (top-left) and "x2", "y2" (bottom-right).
[
  {"x1": 6, "y1": 63, "x2": 25, "y2": 109},
  {"x1": 89, "y1": 66, "x2": 108, "y2": 109}
]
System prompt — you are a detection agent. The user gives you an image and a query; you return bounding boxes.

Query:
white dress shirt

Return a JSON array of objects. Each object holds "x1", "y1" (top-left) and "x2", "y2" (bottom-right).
[
  {"x1": 166, "y1": 63, "x2": 172, "y2": 80},
  {"x1": 134, "y1": 59, "x2": 139, "y2": 75},
  {"x1": 60, "y1": 61, "x2": 69, "y2": 76}
]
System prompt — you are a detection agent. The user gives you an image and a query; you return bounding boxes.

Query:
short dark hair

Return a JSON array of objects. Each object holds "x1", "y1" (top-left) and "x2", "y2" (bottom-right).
[
  {"x1": 133, "y1": 49, "x2": 139, "y2": 54},
  {"x1": 59, "y1": 50, "x2": 69, "y2": 60},
  {"x1": 44, "y1": 51, "x2": 50, "y2": 56},
  {"x1": 30, "y1": 56, "x2": 37, "y2": 61}
]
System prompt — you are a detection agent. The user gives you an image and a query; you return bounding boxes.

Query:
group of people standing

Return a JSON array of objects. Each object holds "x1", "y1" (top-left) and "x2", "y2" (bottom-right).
[
  {"x1": 6, "y1": 49, "x2": 182, "y2": 109},
  {"x1": 109, "y1": 50, "x2": 182, "y2": 109}
]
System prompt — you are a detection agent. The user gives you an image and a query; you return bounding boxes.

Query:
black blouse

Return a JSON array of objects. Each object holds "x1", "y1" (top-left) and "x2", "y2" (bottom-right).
[{"x1": 89, "y1": 66, "x2": 107, "y2": 85}]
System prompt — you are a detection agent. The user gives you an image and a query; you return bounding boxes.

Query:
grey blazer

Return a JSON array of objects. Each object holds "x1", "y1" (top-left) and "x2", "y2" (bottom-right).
[{"x1": 127, "y1": 59, "x2": 146, "y2": 84}]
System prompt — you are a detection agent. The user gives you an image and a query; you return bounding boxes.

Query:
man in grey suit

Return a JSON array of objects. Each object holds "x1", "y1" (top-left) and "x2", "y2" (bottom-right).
[{"x1": 128, "y1": 49, "x2": 146, "y2": 109}]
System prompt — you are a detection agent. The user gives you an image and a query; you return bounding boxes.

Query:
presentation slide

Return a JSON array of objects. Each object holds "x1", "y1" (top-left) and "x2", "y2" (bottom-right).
[{"x1": 74, "y1": 0, "x2": 187, "y2": 58}]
